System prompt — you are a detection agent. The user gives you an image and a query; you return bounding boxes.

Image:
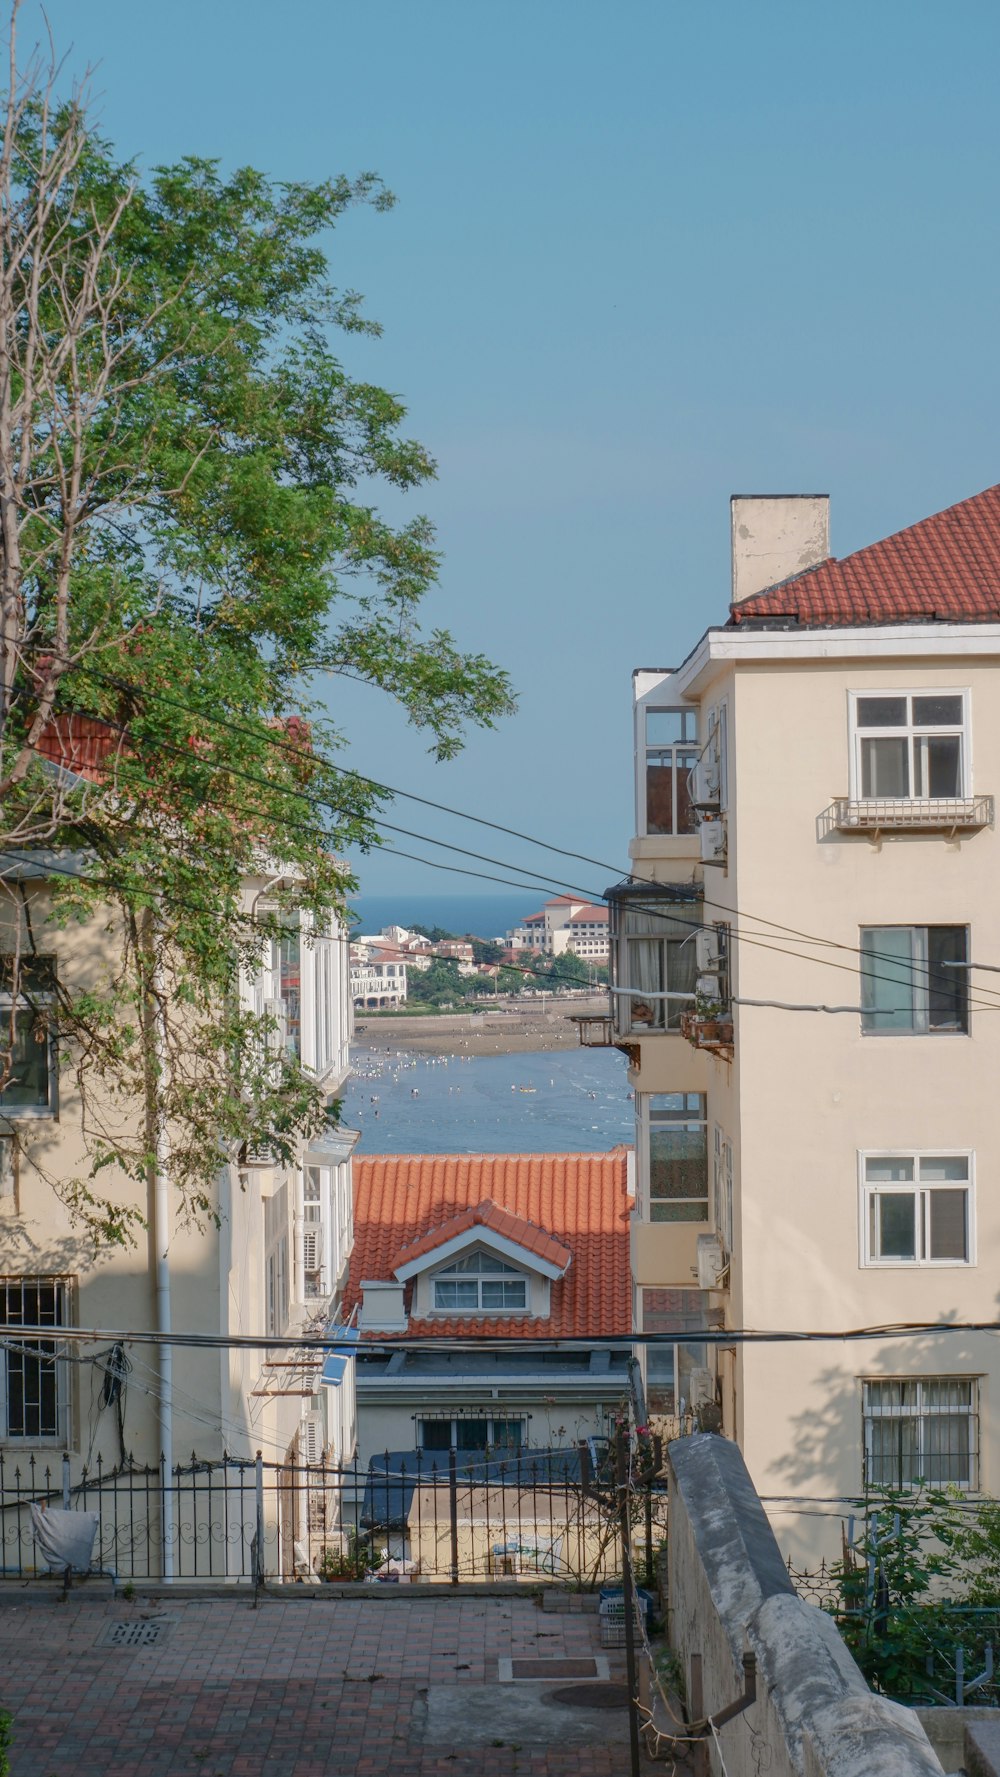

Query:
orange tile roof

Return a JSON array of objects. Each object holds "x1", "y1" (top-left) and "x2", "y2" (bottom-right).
[
  {"x1": 348, "y1": 1149, "x2": 632, "y2": 1340},
  {"x1": 34, "y1": 714, "x2": 122, "y2": 782},
  {"x1": 392, "y1": 1199, "x2": 572, "y2": 1273},
  {"x1": 730, "y1": 483, "x2": 1000, "y2": 627}
]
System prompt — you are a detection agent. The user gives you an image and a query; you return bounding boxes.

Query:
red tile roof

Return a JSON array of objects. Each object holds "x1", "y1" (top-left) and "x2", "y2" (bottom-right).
[
  {"x1": 34, "y1": 714, "x2": 122, "y2": 782},
  {"x1": 730, "y1": 483, "x2": 1000, "y2": 627},
  {"x1": 348, "y1": 1149, "x2": 632, "y2": 1340},
  {"x1": 569, "y1": 906, "x2": 609, "y2": 925},
  {"x1": 391, "y1": 1199, "x2": 572, "y2": 1273}
]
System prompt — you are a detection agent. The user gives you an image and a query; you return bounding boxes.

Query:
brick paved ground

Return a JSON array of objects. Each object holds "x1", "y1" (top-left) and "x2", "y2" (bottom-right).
[{"x1": 0, "y1": 1589, "x2": 658, "y2": 1777}]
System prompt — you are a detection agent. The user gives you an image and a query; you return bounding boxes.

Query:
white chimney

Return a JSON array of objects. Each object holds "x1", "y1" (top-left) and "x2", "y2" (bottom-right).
[
  {"x1": 359, "y1": 1280, "x2": 408, "y2": 1332},
  {"x1": 730, "y1": 495, "x2": 830, "y2": 605}
]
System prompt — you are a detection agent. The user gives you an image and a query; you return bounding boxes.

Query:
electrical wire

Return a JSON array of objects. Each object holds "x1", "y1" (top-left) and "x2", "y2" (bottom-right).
[
  {"x1": 3, "y1": 1318, "x2": 999, "y2": 1352},
  {"x1": 66, "y1": 657, "x2": 1000, "y2": 1007},
  {"x1": 22, "y1": 720, "x2": 1000, "y2": 1019}
]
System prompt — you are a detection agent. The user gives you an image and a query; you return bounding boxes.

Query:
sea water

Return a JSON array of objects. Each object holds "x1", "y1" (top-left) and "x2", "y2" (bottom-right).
[{"x1": 343, "y1": 1045, "x2": 633, "y2": 1155}]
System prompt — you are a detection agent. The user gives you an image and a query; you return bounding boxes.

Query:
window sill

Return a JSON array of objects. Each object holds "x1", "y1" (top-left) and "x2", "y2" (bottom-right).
[
  {"x1": 862, "y1": 1254, "x2": 973, "y2": 1268},
  {"x1": 426, "y1": 1309, "x2": 532, "y2": 1319}
]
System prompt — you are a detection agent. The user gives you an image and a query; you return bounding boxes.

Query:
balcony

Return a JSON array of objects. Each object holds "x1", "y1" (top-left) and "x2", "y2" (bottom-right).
[{"x1": 828, "y1": 795, "x2": 994, "y2": 838}]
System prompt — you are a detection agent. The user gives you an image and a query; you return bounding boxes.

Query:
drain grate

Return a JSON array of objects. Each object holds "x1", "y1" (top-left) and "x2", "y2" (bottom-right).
[
  {"x1": 549, "y1": 1682, "x2": 629, "y2": 1710},
  {"x1": 499, "y1": 1654, "x2": 609, "y2": 1682},
  {"x1": 511, "y1": 1658, "x2": 599, "y2": 1680},
  {"x1": 97, "y1": 1618, "x2": 174, "y2": 1649}
]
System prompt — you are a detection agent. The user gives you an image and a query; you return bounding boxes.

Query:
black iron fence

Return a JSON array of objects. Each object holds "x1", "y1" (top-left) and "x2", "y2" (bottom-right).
[
  {"x1": 0, "y1": 1445, "x2": 667, "y2": 1587},
  {"x1": 787, "y1": 1559, "x2": 1000, "y2": 1708}
]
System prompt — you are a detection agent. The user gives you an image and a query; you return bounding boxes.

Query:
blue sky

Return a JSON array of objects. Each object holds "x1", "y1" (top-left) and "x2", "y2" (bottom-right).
[{"x1": 37, "y1": 0, "x2": 1000, "y2": 907}]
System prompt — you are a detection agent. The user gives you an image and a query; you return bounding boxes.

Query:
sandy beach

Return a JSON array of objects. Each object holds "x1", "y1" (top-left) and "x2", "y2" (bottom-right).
[{"x1": 353, "y1": 997, "x2": 608, "y2": 1056}]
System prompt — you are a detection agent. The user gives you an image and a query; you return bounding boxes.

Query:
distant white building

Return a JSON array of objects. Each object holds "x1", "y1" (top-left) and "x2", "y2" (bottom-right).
[
  {"x1": 350, "y1": 940, "x2": 408, "y2": 1008},
  {"x1": 508, "y1": 896, "x2": 610, "y2": 961}
]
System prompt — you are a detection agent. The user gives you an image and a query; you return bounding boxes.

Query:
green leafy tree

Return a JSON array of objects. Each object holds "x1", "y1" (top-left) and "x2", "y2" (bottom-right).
[
  {"x1": 0, "y1": 7, "x2": 514, "y2": 1239},
  {"x1": 471, "y1": 938, "x2": 504, "y2": 966},
  {"x1": 405, "y1": 958, "x2": 466, "y2": 1005},
  {"x1": 829, "y1": 1487, "x2": 1000, "y2": 1703}
]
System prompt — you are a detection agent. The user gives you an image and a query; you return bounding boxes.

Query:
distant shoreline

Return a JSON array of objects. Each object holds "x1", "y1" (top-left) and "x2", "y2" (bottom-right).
[{"x1": 353, "y1": 998, "x2": 607, "y2": 1056}]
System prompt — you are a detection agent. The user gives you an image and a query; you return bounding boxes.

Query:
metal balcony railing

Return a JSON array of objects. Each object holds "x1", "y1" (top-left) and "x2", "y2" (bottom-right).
[{"x1": 830, "y1": 795, "x2": 994, "y2": 835}]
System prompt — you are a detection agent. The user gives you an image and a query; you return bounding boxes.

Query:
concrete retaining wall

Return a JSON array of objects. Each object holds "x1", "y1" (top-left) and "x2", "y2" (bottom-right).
[{"x1": 666, "y1": 1434, "x2": 945, "y2": 1777}]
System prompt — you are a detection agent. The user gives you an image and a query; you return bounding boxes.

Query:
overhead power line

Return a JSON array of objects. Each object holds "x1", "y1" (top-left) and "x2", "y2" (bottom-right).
[
  {"x1": 17, "y1": 660, "x2": 1000, "y2": 1013},
  {"x1": 64, "y1": 658, "x2": 1000, "y2": 1006},
  {"x1": 4, "y1": 1319, "x2": 1000, "y2": 1353}
]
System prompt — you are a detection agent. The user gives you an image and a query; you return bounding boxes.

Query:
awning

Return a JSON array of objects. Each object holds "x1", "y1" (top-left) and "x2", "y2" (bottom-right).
[
  {"x1": 307, "y1": 1124, "x2": 361, "y2": 1166},
  {"x1": 321, "y1": 1324, "x2": 361, "y2": 1388}
]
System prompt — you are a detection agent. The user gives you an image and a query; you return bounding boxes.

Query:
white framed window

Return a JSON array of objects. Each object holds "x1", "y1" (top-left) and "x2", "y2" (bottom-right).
[
  {"x1": 850, "y1": 691, "x2": 969, "y2": 800},
  {"x1": 264, "y1": 1184, "x2": 290, "y2": 1337},
  {"x1": 642, "y1": 707, "x2": 698, "y2": 836},
  {"x1": 860, "y1": 926, "x2": 969, "y2": 1034},
  {"x1": 431, "y1": 1251, "x2": 527, "y2": 1312},
  {"x1": 0, "y1": 957, "x2": 58, "y2": 1118},
  {"x1": 639, "y1": 1287, "x2": 713, "y2": 1415},
  {"x1": 644, "y1": 1093, "x2": 708, "y2": 1223},
  {"x1": 0, "y1": 1277, "x2": 70, "y2": 1442},
  {"x1": 862, "y1": 1377, "x2": 978, "y2": 1489},
  {"x1": 860, "y1": 1153, "x2": 972, "y2": 1266}
]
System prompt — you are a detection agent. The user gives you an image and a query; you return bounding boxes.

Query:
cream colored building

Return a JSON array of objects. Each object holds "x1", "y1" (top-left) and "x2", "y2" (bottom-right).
[
  {"x1": 350, "y1": 939, "x2": 409, "y2": 1006},
  {"x1": 601, "y1": 484, "x2": 1000, "y2": 1563},
  {"x1": 0, "y1": 856, "x2": 358, "y2": 1580},
  {"x1": 509, "y1": 896, "x2": 610, "y2": 961}
]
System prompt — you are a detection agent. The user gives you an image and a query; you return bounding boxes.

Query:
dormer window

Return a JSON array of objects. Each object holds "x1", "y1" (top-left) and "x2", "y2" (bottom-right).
[{"x1": 432, "y1": 1252, "x2": 527, "y2": 1312}]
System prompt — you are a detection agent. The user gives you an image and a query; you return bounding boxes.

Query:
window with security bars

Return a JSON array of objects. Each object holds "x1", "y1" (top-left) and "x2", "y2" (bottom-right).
[
  {"x1": 1, "y1": 1277, "x2": 68, "y2": 1441},
  {"x1": 862, "y1": 1378, "x2": 978, "y2": 1489}
]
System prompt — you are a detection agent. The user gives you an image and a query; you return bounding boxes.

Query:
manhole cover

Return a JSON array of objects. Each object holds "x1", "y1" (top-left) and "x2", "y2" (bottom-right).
[
  {"x1": 549, "y1": 1682, "x2": 629, "y2": 1710},
  {"x1": 97, "y1": 1618, "x2": 173, "y2": 1648},
  {"x1": 510, "y1": 1658, "x2": 598, "y2": 1680}
]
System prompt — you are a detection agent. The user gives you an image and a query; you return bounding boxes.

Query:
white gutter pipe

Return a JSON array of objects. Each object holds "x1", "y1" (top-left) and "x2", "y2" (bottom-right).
[{"x1": 152, "y1": 944, "x2": 174, "y2": 1582}]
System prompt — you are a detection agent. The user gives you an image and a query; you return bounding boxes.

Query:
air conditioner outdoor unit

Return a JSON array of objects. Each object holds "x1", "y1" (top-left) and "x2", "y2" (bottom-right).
[
  {"x1": 691, "y1": 745, "x2": 721, "y2": 808},
  {"x1": 696, "y1": 1233, "x2": 728, "y2": 1290},
  {"x1": 302, "y1": 1224, "x2": 324, "y2": 1274},
  {"x1": 302, "y1": 1410, "x2": 325, "y2": 1466},
  {"x1": 699, "y1": 820, "x2": 726, "y2": 864},
  {"x1": 695, "y1": 928, "x2": 720, "y2": 973}
]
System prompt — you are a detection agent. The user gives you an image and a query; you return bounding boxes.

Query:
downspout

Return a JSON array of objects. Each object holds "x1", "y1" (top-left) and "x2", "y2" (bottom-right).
[
  {"x1": 293, "y1": 1164, "x2": 305, "y2": 1306},
  {"x1": 149, "y1": 926, "x2": 174, "y2": 1582}
]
